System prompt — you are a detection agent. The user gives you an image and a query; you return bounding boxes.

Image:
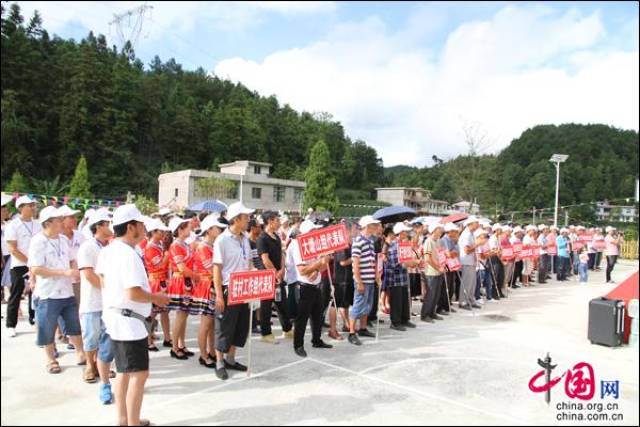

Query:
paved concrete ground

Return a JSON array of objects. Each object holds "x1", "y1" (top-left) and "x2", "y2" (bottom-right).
[{"x1": 2, "y1": 260, "x2": 639, "y2": 426}]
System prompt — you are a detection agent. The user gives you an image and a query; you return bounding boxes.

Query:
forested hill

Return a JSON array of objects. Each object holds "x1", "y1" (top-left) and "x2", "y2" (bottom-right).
[{"x1": 1, "y1": 3, "x2": 383, "y2": 197}]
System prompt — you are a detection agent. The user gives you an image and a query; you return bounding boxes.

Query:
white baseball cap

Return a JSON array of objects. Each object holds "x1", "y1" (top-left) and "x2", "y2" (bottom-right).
[
  {"x1": 112, "y1": 204, "x2": 145, "y2": 227},
  {"x1": 146, "y1": 218, "x2": 170, "y2": 233},
  {"x1": 492, "y1": 223, "x2": 503, "y2": 231},
  {"x1": 480, "y1": 220, "x2": 491, "y2": 228},
  {"x1": 463, "y1": 215, "x2": 479, "y2": 226},
  {"x1": 39, "y1": 206, "x2": 63, "y2": 223},
  {"x1": 199, "y1": 214, "x2": 228, "y2": 235},
  {"x1": 87, "y1": 209, "x2": 112, "y2": 227},
  {"x1": 526, "y1": 225, "x2": 537, "y2": 232},
  {"x1": 281, "y1": 215, "x2": 289, "y2": 223},
  {"x1": 393, "y1": 222, "x2": 413, "y2": 234},
  {"x1": 538, "y1": 224, "x2": 548, "y2": 231},
  {"x1": 299, "y1": 219, "x2": 321, "y2": 234},
  {"x1": 577, "y1": 225, "x2": 586, "y2": 230},
  {"x1": 444, "y1": 222, "x2": 458, "y2": 232},
  {"x1": 83, "y1": 208, "x2": 96, "y2": 219},
  {"x1": 168, "y1": 216, "x2": 190, "y2": 233},
  {"x1": 227, "y1": 201, "x2": 255, "y2": 221},
  {"x1": 428, "y1": 222, "x2": 443, "y2": 233},
  {"x1": 359, "y1": 215, "x2": 380, "y2": 228},
  {"x1": 503, "y1": 225, "x2": 512, "y2": 232},
  {"x1": 15, "y1": 195, "x2": 36, "y2": 208},
  {"x1": 158, "y1": 207, "x2": 173, "y2": 216},
  {"x1": 560, "y1": 227, "x2": 569, "y2": 233},
  {"x1": 513, "y1": 226, "x2": 524, "y2": 234},
  {"x1": 57, "y1": 205, "x2": 81, "y2": 217},
  {"x1": 1, "y1": 194, "x2": 12, "y2": 207},
  {"x1": 474, "y1": 228, "x2": 488, "y2": 238}
]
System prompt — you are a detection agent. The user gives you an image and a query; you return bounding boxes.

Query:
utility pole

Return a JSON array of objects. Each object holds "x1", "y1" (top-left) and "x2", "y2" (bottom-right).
[
  {"x1": 532, "y1": 206, "x2": 536, "y2": 225},
  {"x1": 564, "y1": 209, "x2": 569, "y2": 226},
  {"x1": 109, "y1": 3, "x2": 153, "y2": 49}
]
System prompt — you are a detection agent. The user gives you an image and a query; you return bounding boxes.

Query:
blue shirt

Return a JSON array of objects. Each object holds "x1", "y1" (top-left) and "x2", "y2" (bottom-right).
[{"x1": 556, "y1": 235, "x2": 569, "y2": 258}]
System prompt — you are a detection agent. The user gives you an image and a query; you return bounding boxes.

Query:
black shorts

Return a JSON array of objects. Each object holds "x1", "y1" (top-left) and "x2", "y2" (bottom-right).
[
  {"x1": 335, "y1": 281, "x2": 354, "y2": 309},
  {"x1": 112, "y1": 338, "x2": 149, "y2": 373},
  {"x1": 215, "y1": 289, "x2": 250, "y2": 353}
]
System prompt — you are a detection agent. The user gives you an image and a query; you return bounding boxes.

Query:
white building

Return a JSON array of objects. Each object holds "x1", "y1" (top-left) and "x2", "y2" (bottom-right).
[
  {"x1": 451, "y1": 200, "x2": 481, "y2": 214},
  {"x1": 158, "y1": 160, "x2": 305, "y2": 212},
  {"x1": 375, "y1": 187, "x2": 453, "y2": 215},
  {"x1": 595, "y1": 201, "x2": 638, "y2": 223}
]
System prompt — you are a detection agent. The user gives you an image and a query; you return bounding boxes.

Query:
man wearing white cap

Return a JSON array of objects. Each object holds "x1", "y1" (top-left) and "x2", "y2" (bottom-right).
[
  {"x1": 5, "y1": 195, "x2": 41, "y2": 334},
  {"x1": 488, "y1": 224, "x2": 505, "y2": 299},
  {"x1": 77, "y1": 209, "x2": 115, "y2": 400},
  {"x1": 28, "y1": 206, "x2": 85, "y2": 372},
  {"x1": 510, "y1": 226, "x2": 525, "y2": 289},
  {"x1": 521, "y1": 225, "x2": 537, "y2": 287},
  {"x1": 556, "y1": 228, "x2": 570, "y2": 281},
  {"x1": 537, "y1": 224, "x2": 550, "y2": 284},
  {"x1": 384, "y1": 222, "x2": 418, "y2": 331},
  {"x1": 348, "y1": 215, "x2": 381, "y2": 345},
  {"x1": 440, "y1": 223, "x2": 460, "y2": 308},
  {"x1": 289, "y1": 219, "x2": 333, "y2": 357},
  {"x1": 213, "y1": 201, "x2": 256, "y2": 379},
  {"x1": 458, "y1": 216, "x2": 482, "y2": 310},
  {"x1": 421, "y1": 222, "x2": 446, "y2": 321},
  {"x1": 59, "y1": 205, "x2": 85, "y2": 312},
  {"x1": 95, "y1": 204, "x2": 169, "y2": 427}
]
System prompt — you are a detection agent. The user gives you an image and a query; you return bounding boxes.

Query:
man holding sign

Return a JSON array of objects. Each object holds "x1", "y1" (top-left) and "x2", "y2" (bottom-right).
[
  {"x1": 421, "y1": 222, "x2": 446, "y2": 321},
  {"x1": 384, "y1": 222, "x2": 418, "y2": 331},
  {"x1": 212, "y1": 202, "x2": 255, "y2": 380},
  {"x1": 290, "y1": 220, "x2": 333, "y2": 357}
]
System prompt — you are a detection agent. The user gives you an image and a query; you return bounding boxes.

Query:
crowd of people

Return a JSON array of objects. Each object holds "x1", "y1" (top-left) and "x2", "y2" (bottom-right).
[{"x1": 0, "y1": 193, "x2": 627, "y2": 426}]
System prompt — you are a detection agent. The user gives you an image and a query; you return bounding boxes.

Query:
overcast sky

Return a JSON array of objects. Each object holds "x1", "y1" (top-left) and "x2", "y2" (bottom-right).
[{"x1": 16, "y1": 1, "x2": 639, "y2": 167}]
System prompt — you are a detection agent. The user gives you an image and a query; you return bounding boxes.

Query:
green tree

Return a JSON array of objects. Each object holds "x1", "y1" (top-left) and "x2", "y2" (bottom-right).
[
  {"x1": 5, "y1": 170, "x2": 29, "y2": 192},
  {"x1": 303, "y1": 140, "x2": 338, "y2": 212},
  {"x1": 69, "y1": 155, "x2": 93, "y2": 198}
]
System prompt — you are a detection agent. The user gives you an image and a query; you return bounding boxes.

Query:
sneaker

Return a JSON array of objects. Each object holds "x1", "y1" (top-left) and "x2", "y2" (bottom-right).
[
  {"x1": 261, "y1": 334, "x2": 279, "y2": 345},
  {"x1": 512, "y1": 284, "x2": 521, "y2": 289},
  {"x1": 430, "y1": 314, "x2": 444, "y2": 321},
  {"x1": 459, "y1": 304, "x2": 472, "y2": 311},
  {"x1": 224, "y1": 360, "x2": 248, "y2": 372},
  {"x1": 294, "y1": 347, "x2": 308, "y2": 358},
  {"x1": 436, "y1": 310, "x2": 450, "y2": 316},
  {"x1": 348, "y1": 333, "x2": 362, "y2": 346},
  {"x1": 475, "y1": 298, "x2": 484, "y2": 305},
  {"x1": 357, "y1": 329, "x2": 375, "y2": 338},
  {"x1": 580, "y1": 282, "x2": 587, "y2": 285},
  {"x1": 215, "y1": 367, "x2": 229, "y2": 380},
  {"x1": 99, "y1": 383, "x2": 113, "y2": 405},
  {"x1": 390, "y1": 324, "x2": 407, "y2": 332},
  {"x1": 486, "y1": 299, "x2": 497, "y2": 303},
  {"x1": 312, "y1": 340, "x2": 333, "y2": 349},
  {"x1": 8, "y1": 328, "x2": 16, "y2": 338}
]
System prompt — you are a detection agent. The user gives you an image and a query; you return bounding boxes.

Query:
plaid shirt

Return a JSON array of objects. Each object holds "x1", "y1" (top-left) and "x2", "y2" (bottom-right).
[{"x1": 384, "y1": 240, "x2": 409, "y2": 288}]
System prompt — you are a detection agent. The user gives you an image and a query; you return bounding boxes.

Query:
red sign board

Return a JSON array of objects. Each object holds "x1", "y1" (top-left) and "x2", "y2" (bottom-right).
[
  {"x1": 445, "y1": 256, "x2": 462, "y2": 272},
  {"x1": 228, "y1": 270, "x2": 277, "y2": 306},
  {"x1": 297, "y1": 224, "x2": 350, "y2": 261},
  {"x1": 436, "y1": 247, "x2": 448, "y2": 267},
  {"x1": 519, "y1": 245, "x2": 537, "y2": 260},
  {"x1": 547, "y1": 245, "x2": 558, "y2": 256},
  {"x1": 512, "y1": 242, "x2": 523, "y2": 254},
  {"x1": 501, "y1": 245, "x2": 515, "y2": 261},
  {"x1": 398, "y1": 241, "x2": 414, "y2": 263}
]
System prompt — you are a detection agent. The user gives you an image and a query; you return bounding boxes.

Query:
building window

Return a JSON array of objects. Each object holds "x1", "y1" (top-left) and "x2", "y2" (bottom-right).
[
  {"x1": 254, "y1": 165, "x2": 261, "y2": 175},
  {"x1": 252, "y1": 187, "x2": 262, "y2": 199},
  {"x1": 273, "y1": 186, "x2": 285, "y2": 202},
  {"x1": 174, "y1": 188, "x2": 178, "y2": 197},
  {"x1": 294, "y1": 189, "x2": 303, "y2": 203}
]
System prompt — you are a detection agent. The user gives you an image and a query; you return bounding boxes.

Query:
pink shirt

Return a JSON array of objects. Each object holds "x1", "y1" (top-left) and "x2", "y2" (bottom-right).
[{"x1": 604, "y1": 235, "x2": 619, "y2": 256}]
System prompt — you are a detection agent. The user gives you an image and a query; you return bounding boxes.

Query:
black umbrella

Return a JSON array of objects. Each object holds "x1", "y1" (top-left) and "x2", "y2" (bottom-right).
[{"x1": 372, "y1": 206, "x2": 417, "y2": 224}]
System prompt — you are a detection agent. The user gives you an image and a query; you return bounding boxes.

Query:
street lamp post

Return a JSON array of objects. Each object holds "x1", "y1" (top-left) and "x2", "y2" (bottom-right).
[{"x1": 549, "y1": 154, "x2": 569, "y2": 227}]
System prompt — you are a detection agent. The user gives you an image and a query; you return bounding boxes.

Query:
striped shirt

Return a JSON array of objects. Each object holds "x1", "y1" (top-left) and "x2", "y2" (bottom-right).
[{"x1": 352, "y1": 234, "x2": 376, "y2": 284}]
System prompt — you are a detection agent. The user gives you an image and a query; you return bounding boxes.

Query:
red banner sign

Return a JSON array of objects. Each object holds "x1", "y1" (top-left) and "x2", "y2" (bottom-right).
[
  {"x1": 512, "y1": 242, "x2": 523, "y2": 254},
  {"x1": 297, "y1": 224, "x2": 350, "y2": 261},
  {"x1": 501, "y1": 245, "x2": 515, "y2": 261},
  {"x1": 577, "y1": 235, "x2": 593, "y2": 244},
  {"x1": 445, "y1": 256, "x2": 462, "y2": 272},
  {"x1": 228, "y1": 270, "x2": 277, "y2": 306},
  {"x1": 436, "y1": 247, "x2": 448, "y2": 267},
  {"x1": 398, "y1": 241, "x2": 414, "y2": 263},
  {"x1": 592, "y1": 239, "x2": 606, "y2": 250},
  {"x1": 547, "y1": 245, "x2": 558, "y2": 256},
  {"x1": 519, "y1": 245, "x2": 537, "y2": 260}
]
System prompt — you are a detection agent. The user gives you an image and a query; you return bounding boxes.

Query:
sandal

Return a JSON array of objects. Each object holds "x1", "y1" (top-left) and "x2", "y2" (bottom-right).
[
  {"x1": 148, "y1": 345, "x2": 160, "y2": 352},
  {"x1": 109, "y1": 370, "x2": 117, "y2": 379},
  {"x1": 328, "y1": 330, "x2": 344, "y2": 341},
  {"x1": 84, "y1": 368, "x2": 97, "y2": 384},
  {"x1": 47, "y1": 360, "x2": 62, "y2": 374}
]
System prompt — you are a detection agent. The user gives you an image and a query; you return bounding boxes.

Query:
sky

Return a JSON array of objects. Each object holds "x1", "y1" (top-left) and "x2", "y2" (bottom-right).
[{"x1": 15, "y1": 1, "x2": 640, "y2": 167}]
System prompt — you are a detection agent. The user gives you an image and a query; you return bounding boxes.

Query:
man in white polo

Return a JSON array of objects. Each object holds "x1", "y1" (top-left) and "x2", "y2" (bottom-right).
[
  {"x1": 213, "y1": 201, "x2": 255, "y2": 380},
  {"x1": 96, "y1": 204, "x2": 170, "y2": 427},
  {"x1": 5, "y1": 195, "x2": 41, "y2": 335}
]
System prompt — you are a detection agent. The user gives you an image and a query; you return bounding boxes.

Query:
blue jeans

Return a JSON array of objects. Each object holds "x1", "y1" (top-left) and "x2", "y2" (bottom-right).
[
  {"x1": 350, "y1": 283, "x2": 375, "y2": 320},
  {"x1": 81, "y1": 311, "x2": 114, "y2": 363},
  {"x1": 578, "y1": 263, "x2": 588, "y2": 283},
  {"x1": 556, "y1": 257, "x2": 570, "y2": 281},
  {"x1": 475, "y1": 269, "x2": 493, "y2": 300},
  {"x1": 36, "y1": 297, "x2": 81, "y2": 346}
]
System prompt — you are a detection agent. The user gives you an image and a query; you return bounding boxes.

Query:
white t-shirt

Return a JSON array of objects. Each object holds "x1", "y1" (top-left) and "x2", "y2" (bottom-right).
[
  {"x1": 5, "y1": 217, "x2": 42, "y2": 267},
  {"x1": 77, "y1": 238, "x2": 104, "y2": 314},
  {"x1": 285, "y1": 242, "x2": 299, "y2": 284},
  {"x1": 1, "y1": 221, "x2": 9, "y2": 257},
  {"x1": 458, "y1": 228, "x2": 476, "y2": 266},
  {"x1": 61, "y1": 230, "x2": 85, "y2": 278},
  {"x1": 27, "y1": 232, "x2": 74, "y2": 300},
  {"x1": 213, "y1": 228, "x2": 252, "y2": 286},
  {"x1": 96, "y1": 239, "x2": 151, "y2": 341},
  {"x1": 290, "y1": 239, "x2": 321, "y2": 285}
]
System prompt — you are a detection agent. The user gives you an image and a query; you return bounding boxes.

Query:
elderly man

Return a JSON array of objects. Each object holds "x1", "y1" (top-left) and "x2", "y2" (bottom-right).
[
  {"x1": 385, "y1": 222, "x2": 418, "y2": 331},
  {"x1": 556, "y1": 228, "x2": 571, "y2": 281},
  {"x1": 422, "y1": 222, "x2": 446, "y2": 321},
  {"x1": 458, "y1": 216, "x2": 482, "y2": 310},
  {"x1": 439, "y1": 222, "x2": 459, "y2": 312}
]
